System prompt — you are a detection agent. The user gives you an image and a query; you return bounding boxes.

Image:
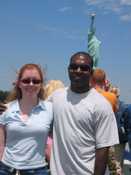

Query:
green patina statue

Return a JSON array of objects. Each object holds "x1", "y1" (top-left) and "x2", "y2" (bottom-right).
[{"x1": 88, "y1": 13, "x2": 101, "y2": 68}]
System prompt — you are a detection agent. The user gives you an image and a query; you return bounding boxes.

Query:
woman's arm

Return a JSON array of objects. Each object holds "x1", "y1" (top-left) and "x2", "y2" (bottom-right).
[
  {"x1": 45, "y1": 136, "x2": 53, "y2": 163},
  {"x1": 0, "y1": 125, "x2": 5, "y2": 160}
]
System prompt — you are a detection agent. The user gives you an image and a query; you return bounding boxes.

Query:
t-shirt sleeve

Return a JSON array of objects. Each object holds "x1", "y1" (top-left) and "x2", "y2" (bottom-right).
[{"x1": 95, "y1": 103, "x2": 119, "y2": 149}]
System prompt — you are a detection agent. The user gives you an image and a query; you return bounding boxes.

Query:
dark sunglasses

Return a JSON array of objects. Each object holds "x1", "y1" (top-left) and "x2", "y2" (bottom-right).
[
  {"x1": 20, "y1": 78, "x2": 42, "y2": 85},
  {"x1": 68, "y1": 64, "x2": 91, "y2": 72}
]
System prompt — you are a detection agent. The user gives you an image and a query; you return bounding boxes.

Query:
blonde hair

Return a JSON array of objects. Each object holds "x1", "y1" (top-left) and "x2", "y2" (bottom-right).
[
  {"x1": 44, "y1": 80, "x2": 64, "y2": 99},
  {"x1": 6, "y1": 63, "x2": 45, "y2": 102}
]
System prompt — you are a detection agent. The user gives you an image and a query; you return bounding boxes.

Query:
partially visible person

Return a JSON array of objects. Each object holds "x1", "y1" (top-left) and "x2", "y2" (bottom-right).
[
  {"x1": 104, "y1": 79, "x2": 112, "y2": 92},
  {"x1": 44, "y1": 80, "x2": 64, "y2": 100},
  {"x1": 122, "y1": 104, "x2": 131, "y2": 174},
  {"x1": 44, "y1": 80, "x2": 64, "y2": 162},
  {"x1": 49, "y1": 52, "x2": 119, "y2": 175},
  {"x1": 91, "y1": 68, "x2": 122, "y2": 175},
  {"x1": 110, "y1": 87, "x2": 120, "y2": 97},
  {"x1": 0, "y1": 63, "x2": 53, "y2": 175},
  {"x1": 111, "y1": 87, "x2": 128, "y2": 168},
  {"x1": 91, "y1": 68, "x2": 118, "y2": 112}
]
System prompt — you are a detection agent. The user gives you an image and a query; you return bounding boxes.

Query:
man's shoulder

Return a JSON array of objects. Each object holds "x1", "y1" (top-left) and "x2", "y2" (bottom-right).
[
  {"x1": 96, "y1": 88, "x2": 117, "y2": 111},
  {"x1": 48, "y1": 87, "x2": 66, "y2": 101},
  {"x1": 101, "y1": 90, "x2": 116, "y2": 100},
  {"x1": 51, "y1": 87, "x2": 66, "y2": 95},
  {"x1": 91, "y1": 88, "x2": 110, "y2": 102},
  {"x1": 90, "y1": 88, "x2": 112, "y2": 108}
]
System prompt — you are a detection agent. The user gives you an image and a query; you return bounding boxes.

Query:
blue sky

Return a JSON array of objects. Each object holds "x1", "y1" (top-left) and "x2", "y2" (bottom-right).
[{"x1": 0, "y1": 0, "x2": 131, "y2": 103}]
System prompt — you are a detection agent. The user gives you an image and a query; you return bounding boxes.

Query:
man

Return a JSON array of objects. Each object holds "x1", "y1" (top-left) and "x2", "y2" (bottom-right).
[
  {"x1": 0, "y1": 52, "x2": 119, "y2": 175},
  {"x1": 49, "y1": 52, "x2": 119, "y2": 175},
  {"x1": 91, "y1": 68, "x2": 118, "y2": 112},
  {"x1": 91, "y1": 68, "x2": 122, "y2": 174}
]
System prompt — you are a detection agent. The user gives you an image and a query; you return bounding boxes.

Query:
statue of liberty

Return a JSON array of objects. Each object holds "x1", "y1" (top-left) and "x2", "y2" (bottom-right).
[{"x1": 88, "y1": 13, "x2": 101, "y2": 68}]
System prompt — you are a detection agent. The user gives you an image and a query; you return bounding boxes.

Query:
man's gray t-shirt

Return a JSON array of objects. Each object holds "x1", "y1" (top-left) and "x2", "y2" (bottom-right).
[
  {"x1": 0, "y1": 100, "x2": 53, "y2": 169},
  {"x1": 50, "y1": 87, "x2": 119, "y2": 175}
]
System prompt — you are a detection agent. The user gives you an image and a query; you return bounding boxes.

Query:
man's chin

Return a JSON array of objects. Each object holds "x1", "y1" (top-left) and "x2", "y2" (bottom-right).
[
  {"x1": 71, "y1": 77, "x2": 82, "y2": 82},
  {"x1": 71, "y1": 80, "x2": 84, "y2": 87},
  {"x1": 71, "y1": 78, "x2": 89, "y2": 88}
]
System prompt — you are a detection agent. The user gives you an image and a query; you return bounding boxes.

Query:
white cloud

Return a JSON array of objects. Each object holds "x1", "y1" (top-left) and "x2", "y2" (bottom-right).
[
  {"x1": 85, "y1": 0, "x2": 131, "y2": 8},
  {"x1": 84, "y1": 0, "x2": 131, "y2": 22},
  {"x1": 120, "y1": 13, "x2": 131, "y2": 21},
  {"x1": 85, "y1": 0, "x2": 107, "y2": 5},
  {"x1": 58, "y1": 6, "x2": 72, "y2": 12},
  {"x1": 121, "y1": 0, "x2": 131, "y2": 5},
  {"x1": 85, "y1": 0, "x2": 115, "y2": 6},
  {"x1": 111, "y1": 5, "x2": 121, "y2": 13},
  {"x1": 85, "y1": 0, "x2": 121, "y2": 11},
  {"x1": 84, "y1": 0, "x2": 131, "y2": 10}
]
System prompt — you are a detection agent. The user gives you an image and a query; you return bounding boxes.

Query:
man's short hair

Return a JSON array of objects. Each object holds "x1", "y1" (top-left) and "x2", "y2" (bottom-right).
[
  {"x1": 70, "y1": 51, "x2": 94, "y2": 69},
  {"x1": 92, "y1": 68, "x2": 106, "y2": 84}
]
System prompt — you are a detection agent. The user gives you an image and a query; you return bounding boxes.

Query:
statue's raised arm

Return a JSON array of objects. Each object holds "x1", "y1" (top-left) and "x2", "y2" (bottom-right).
[
  {"x1": 88, "y1": 13, "x2": 101, "y2": 68},
  {"x1": 90, "y1": 13, "x2": 96, "y2": 33}
]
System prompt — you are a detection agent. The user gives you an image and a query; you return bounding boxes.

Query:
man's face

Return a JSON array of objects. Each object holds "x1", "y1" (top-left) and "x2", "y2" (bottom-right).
[{"x1": 68, "y1": 54, "x2": 92, "y2": 88}]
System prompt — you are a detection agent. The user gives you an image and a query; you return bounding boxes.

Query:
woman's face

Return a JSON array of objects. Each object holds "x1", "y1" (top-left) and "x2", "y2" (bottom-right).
[{"x1": 18, "y1": 68, "x2": 42, "y2": 98}]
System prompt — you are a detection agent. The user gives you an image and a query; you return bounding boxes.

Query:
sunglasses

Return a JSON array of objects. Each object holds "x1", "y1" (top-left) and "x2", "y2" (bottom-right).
[
  {"x1": 68, "y1": 64, "x2": 91, "y2": 72},
  {"x1": 20, "y1": 78, "x2": 42, "y2": 85}
]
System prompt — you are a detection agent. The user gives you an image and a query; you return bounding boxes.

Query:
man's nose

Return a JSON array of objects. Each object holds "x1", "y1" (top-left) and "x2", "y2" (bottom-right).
[{"x1": 76, "y1": 67, "x2": 81, "y2": 72}]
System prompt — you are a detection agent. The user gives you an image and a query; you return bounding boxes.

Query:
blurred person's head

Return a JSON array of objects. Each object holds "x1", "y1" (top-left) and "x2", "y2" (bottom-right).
[
  {"x1": 91, "y1": 68, "x2": 106, "y2": 89},
  {"x1": 44, "y1": 80, "x2": 64, "y2": 99}
]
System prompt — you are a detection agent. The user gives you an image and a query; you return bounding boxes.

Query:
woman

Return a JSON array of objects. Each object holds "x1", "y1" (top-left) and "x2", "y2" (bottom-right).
[{"x1": 0, "y1": 63, "x2": 53, "y2": 175}]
